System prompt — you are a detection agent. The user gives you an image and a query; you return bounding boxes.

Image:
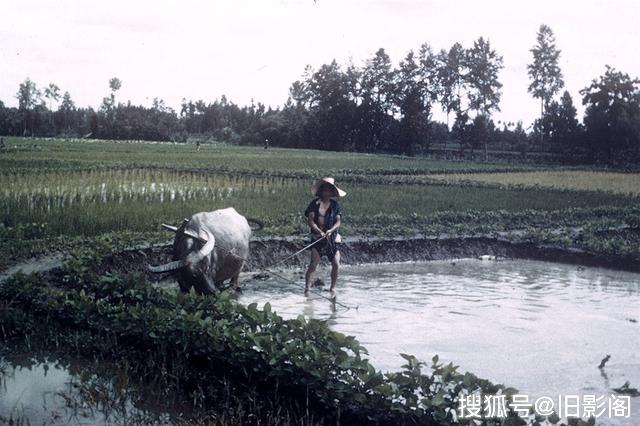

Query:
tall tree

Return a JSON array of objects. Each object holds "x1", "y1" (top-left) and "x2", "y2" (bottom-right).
[
  {"x1": 392, "y1": 47, "x2": 438, "y2": 155},
  {"x1": 99, "y1": 77, "x2": 123, "y2": 138},
  {"x1": 394, "y1": 50, "x2": 429, "y2": 154},
  {"x1": 296, "y1": 60, "x2": 358, "y2": 151},
  {"x1": 361, "y1": 48, "x2": 394, "y2": 114},
  {"x1": 417, "y1": 43, "x2": 440, "y2": 110},
  {"x1": 528, "y1": 25, "x2": 564, "y2": 129},
  {"x1": 109, "y1": 77, "x2": 122, "y2": 94},
  {"x1": 466, "y1": 37, "x2": 503, "y2": 116},
  {"x1": 16, "y1": 78, "x2": 42, "y2": 135},
  {"x1": 580, "y1": 66, "x2": 640, "y2": 163},
  {"x1": 289, "y1": 80, "x2": 308, "y2": 107},
  {"x1": 359, "y1": 48, "x2": 395, "y2": 152},
  {"x1": 17, "y1": 78, "x2": 40, "y2": 110},
  {"x1": 436, "y1": 43, "x2": 467, "y2": 156},
  {"x1": 436, "y1": 43, "x2": 466, "y2": 127},
  {"x1": 44, "y1": 83, "x2": 61, "y2": 111},
  {"x1": 466, "y1": 37, "x2": 503, "y2": 160},
  {"x1": 541, "y1": 90, "x2": 580, "y2": 154},
  {"x1": 58, "y1": 91, "x2": 76, "y2": 133},
  {"x1": 102, "y1": 77, "x2": 122, "y2": 110},
  {"x1": 60, "y1": 91, "x2": 75, "y2": 111}
]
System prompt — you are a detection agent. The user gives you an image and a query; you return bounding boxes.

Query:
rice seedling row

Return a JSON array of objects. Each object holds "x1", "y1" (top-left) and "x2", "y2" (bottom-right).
[
  {"x1": 1, "y1": 168, "x2": 635, "y2": 238},
  {"x1": 1, "y1": 137, "x2": 542, "y2": 176},
  {"x1": 2, "y1": 137, "x2": 638, "y2": 270},
  {"x1": 429, "y1": 170, "x2": 640, "y2": 195}
]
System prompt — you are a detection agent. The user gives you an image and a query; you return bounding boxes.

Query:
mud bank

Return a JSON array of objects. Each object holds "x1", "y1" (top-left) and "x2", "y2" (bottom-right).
[
  {"x1": 251, "y1": 237, "x2": 639, "y2": 271},
  {"x1": 95, "y1": 236, "x2": 639, "y2": 280}
]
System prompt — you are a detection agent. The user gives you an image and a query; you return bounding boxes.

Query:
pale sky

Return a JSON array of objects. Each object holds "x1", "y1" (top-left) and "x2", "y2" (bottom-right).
[{"x1": 1, "y1": 0, "x2": 639, "y2": 128}]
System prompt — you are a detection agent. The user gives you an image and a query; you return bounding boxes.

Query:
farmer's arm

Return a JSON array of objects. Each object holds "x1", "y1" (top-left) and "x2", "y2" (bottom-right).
[
  {"x1": 326, "y1": 215, "x2": 341, "y2": 235},
  {"x1": 307, "y1": 212, "x2": 324, "y2": 236}
]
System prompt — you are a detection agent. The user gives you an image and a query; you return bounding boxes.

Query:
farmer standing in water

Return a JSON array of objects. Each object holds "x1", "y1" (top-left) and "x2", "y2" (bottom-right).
[{"x1": 304, "y1": 177, "x2": 346, "y2": 295}]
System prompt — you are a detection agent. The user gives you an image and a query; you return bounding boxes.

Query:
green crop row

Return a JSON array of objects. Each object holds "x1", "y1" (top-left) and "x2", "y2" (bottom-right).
[
  {"x1": 0, "y1": 137, "x2": 545, "y2": 176},
  {"x1": 429, "y1": 170, "x2": 640, "y2": 195},
  {"x1": 1, "y1": 166, "x2": 635, "y2": 238},
  {"x1": 2, "y1": 206, "x2": 637, "y2": 275},
  {"x1": 5, "y1": 138, "x2": 640, "y2": 183}
]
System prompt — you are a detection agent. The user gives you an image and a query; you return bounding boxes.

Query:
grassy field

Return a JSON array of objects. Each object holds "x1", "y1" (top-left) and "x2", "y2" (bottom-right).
[
  {"x1": 1, "y1": 136, "x2": 537, "y2": 174},
  {"x1": 430, "y1": 170, "x2": 640, "y2": 195},
  {"x1": 1, "y1": 137, "x2": 639, "y2": 266}
]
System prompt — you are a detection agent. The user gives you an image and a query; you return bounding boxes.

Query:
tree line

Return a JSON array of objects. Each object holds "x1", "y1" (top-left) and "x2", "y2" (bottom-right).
[{"x1": 1, "y1": 25, "x2": 639, "y2": 165}]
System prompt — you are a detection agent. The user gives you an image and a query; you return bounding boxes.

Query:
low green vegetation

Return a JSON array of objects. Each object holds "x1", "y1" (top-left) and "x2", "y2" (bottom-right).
[
  {"x1": 430, "y1": 170, "x2": 640, "y2": 195},
  {"x1": 0, "y1": 178, "x2": 632, "y2": 235},
  {"x1": 1, "y1": 137, "x2": 525, "y2": 175}
]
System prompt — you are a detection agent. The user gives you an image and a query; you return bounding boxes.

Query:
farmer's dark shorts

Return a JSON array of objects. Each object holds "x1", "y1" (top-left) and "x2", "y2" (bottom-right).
[{"x1": 309, "y1": 236, "x2": 340, "y2": 261}]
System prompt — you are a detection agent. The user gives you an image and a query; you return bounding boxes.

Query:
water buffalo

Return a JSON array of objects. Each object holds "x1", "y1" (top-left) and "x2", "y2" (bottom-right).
[{"x1": 148, "y1": 207, "x2": 253, "y2": 294}]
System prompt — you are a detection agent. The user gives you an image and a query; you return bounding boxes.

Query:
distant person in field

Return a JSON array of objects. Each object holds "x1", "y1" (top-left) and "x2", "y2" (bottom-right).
[
  {"x1": 264, "y1": 137, "x2": 269, "y2": 149},
  {"x1": 196, "y1": 140, "x2": 201, "y2": 152},
  {"x1": 304, "y1": 177, "x2": 346, "y2": 295}
]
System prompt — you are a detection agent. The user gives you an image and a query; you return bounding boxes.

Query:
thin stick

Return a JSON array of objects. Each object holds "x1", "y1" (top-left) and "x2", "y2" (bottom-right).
[{"x1": 262, "y1": 235, "x2": 329, "y2": 269}]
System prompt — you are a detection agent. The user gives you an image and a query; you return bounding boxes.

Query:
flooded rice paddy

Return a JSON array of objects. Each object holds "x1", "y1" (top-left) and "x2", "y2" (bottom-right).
[
  {"x1": 240, "y1": 259, "x2": 640, "y2": 424},
  {"x1": 1, "y1": 259, "x2": 638, "y2": 424}
]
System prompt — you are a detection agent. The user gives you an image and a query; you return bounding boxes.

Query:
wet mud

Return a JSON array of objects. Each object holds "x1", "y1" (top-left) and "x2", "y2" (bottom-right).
[
  {"x1": 95, "y1": 236, "x2": 640, "y2": 281},
  {"x1": 4, "y1": 235, "x2": 636, "y2": 285}
]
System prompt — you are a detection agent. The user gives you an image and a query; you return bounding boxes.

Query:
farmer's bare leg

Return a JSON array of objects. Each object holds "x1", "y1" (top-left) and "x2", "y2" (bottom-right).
[
  {"x1": 305, "y1": 248, "x2": 321, "y2": 292},
  {"x1": 330, "y1": 250, "x2": 340, "y2": 292}
]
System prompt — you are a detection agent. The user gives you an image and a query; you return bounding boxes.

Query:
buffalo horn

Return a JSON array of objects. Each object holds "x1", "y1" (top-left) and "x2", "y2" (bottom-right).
[
  {"x1": 184, "y1": 230, "x2": 208, "y2": 244},
  {"x1": 162, "y1": 222, "x2": 207, "y2": 244},
  {"x1": 199, "y1": 229, "x2": 215, "y2": 257},
  {"x1": 147, "y1": 260, "x2": 186, "y2": 273}
]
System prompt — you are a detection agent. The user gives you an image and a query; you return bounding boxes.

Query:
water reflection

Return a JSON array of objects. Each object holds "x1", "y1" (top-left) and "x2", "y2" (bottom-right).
[
  {"x1": 240, "y1": 259, "x2": 640, "y2": 425},
  {"x1": 0, "y1": 350, "x2": 187, "y2": 425}
]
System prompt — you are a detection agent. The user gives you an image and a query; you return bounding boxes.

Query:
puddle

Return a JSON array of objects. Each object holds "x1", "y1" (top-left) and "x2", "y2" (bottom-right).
[
  {"x1": 0, "y1": 254, "x2": 65, "y2": 282},
  {"x1": 0, "y1": 354, "x2": 184, "y2": 425}
]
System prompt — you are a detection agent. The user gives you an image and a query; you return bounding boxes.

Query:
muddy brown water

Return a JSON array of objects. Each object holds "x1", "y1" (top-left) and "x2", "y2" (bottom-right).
[{"x1": 1, "y1": 259, "x2": 638, "y2": 424}]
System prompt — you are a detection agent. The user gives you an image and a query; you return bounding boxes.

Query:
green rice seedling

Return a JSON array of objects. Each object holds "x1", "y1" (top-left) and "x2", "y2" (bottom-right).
[
  {"x1": 1, "y1": 167, "x2": 635, "y2": 238},
  {"x1": 430, "y1": 170, "x2": 640, "y2": 195},
  {"x1": 1, "y1": 137, "x2": 535, "y2": 176}
]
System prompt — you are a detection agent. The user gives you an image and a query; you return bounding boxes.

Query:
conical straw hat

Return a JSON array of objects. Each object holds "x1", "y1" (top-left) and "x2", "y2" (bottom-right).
[{"x1": 310, "y1": 177, "x2": 346, "y2": 198}]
